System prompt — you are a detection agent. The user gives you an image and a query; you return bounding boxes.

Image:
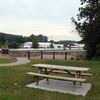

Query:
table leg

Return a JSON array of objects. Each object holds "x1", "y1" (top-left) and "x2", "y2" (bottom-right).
[
  {"x1": 44, "y1": 68, "x2": 49, "y2": 84},
  {"x1": 34, "y1": 76, "x2": 39, "y2": 85},
  {"x1": 73, "y1": 81, "x2": 76, "y2": 87},
  {"x1": 38, "y1": 67, "x2": 43, "y2": 73},
  {"x1": 36, "y1": 68, "x2": 43, "y2": 85},
  {"x1": 75, "y1": 71, "x2": 82, "y2": 86},
  {"x1": 78, "y1": 71, "x2": 82, "y2": 85}
]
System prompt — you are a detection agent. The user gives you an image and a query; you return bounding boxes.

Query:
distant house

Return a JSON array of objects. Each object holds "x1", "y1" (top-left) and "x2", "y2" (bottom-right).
[
  {"x1": 53, "y1": 44, "x2": 63, "y2": 49},
  {"x1": 38, "y1": 42, "x2": 51, "y2": 48},
  {"x1": 23, "y1": 42, "x2": 32, "y2": 48},
  {"x1": 68, "y1": 43, "x2": 85, "y2": 50}
]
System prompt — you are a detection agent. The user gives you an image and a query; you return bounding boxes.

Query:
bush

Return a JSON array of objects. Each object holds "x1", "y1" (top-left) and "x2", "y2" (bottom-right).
[{"x1": 8, "y1": 42, "x2": 19, "y2": 49}]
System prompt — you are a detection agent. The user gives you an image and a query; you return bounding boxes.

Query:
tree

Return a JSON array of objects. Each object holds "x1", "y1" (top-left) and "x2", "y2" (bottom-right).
[
  {"x1": 49, "y1": 40, "x2": 54, "y2": 43},
  {"x1": 37, "y1": 34, "x2": 48, "y2": 42},
  {"x1": 30, "y1": 34, "x2": 38, "y2": 48},
  {"x1": 72, "y1": 0, "x2": 100, "y2": 59},
  {"x1": 0, "y1": 43, "x2": 2, "y2": 47},
  {"x1": 0, "y1": 32, "x2": 25, "y2": 45},
  {"x1": 50, "y1": 43, "x2": 54, "y2": 48},
  {"x1": 8, "y1": 41, "x2": 19, "y2": 49}
]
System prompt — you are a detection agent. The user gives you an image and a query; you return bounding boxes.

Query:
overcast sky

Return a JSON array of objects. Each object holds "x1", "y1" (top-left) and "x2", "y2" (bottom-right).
[{"x1": 0, "y1": 0, "x2": 81, "y2": 41}]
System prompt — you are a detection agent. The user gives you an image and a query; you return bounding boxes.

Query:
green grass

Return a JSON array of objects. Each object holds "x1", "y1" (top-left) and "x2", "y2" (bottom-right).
[
  {"x1": 0, "y1": 59, "x2": 100, "y2": 100},
  {"x1": 0, "y1": 57, "x2": 17, "y2": 64}
]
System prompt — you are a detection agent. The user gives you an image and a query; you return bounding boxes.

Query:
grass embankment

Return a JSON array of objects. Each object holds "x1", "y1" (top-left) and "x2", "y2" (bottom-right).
[
  {"x1": 0, "y1": 57, "x2": 17, "y2": 64},
  {"x1": 0, "y1": 59, "x2": 100, "y2": 100}
]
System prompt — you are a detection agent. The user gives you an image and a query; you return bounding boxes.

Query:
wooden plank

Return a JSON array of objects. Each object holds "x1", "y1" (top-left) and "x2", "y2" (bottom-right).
[
  {"x1": 27, "y1": 72, "x2": 86, "y2": 82},
  {"x1": 50, "y1": 70, "x2": 92, "y2": 76},
  {"x1": 32, "y1": 64, "x2": 90, "y2": 72},
  {"x1": 71, "y1": 72, "x2": 92, "y2": 76}
]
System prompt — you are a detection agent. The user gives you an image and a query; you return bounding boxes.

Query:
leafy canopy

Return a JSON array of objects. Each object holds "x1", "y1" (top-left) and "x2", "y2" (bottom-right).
[{"x1": 72, "y1": 0, "x2": 100, "y2": 59}]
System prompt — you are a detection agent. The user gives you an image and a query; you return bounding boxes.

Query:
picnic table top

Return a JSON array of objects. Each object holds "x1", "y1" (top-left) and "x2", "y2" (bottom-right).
[{"x1": 32, "y1": 64, "x2": 90, "y2": 72}]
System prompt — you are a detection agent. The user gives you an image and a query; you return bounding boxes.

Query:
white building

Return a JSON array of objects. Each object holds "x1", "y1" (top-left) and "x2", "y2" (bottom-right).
[
  {"x1": 53, "y1": 44, "x2": 63, "y2": 49},
  {"x1": 68, "y1": 43, "x2": 85, "y2": 50},
  {"x1": 38, "y1": 42, "x2": 51, "y2": 48},
  {"x1": 23, "y1": 42, "x2": 32, "y2": 48},
  {"x1": 23, "y1": 42, "x2": 63, "y2": 49}
]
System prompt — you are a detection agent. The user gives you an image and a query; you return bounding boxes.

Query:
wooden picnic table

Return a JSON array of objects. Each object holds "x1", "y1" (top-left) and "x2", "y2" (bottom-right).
[
  {"x1": 32, "y1": 64, "x2": 90, "y2": 79},
  {"x1": 27, "y1": 64, "x2": 91, "y2": 86}
]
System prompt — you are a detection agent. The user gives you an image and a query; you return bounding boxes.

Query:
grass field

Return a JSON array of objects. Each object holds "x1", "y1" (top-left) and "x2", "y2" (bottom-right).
[
  {"x1": 0, "y1": 57, "x2": 17, "y2": 64},
  {"x1": 0, "y1": 59, "x2": 100, "y2": 100}
]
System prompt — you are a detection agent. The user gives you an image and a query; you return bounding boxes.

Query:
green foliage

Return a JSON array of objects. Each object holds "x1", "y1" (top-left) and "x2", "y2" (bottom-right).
[
  {"x1": 49, "y1": 40, "x2": 54, "y2": 43},
  {"x1": 31, "y1": 34, "x2": 38, "y2": 48},
  {"x1": 50, "y1": 43, "x2": 54, "y2": 48},
  {"x1": 0, "y1": 32, "x2": 25, "y2": 45},
  {"x1": 0, "y1": 33, "x2": 48, "y2": 47},
  {"x1": 0, "y1": 32, "x2": 6, "y2": 45},
  {"x1": 72, "y1": 0, "x2": 100, "y2": 59},
  {"x1": 37, "y1": 34, "x2": 48, "y2": 42},
  {"x1": 8, "y1": 41, "x2": 19, "y2": 49},
  {"x1": 0, "y1": 43, "x2": 2, "y2": 47}
]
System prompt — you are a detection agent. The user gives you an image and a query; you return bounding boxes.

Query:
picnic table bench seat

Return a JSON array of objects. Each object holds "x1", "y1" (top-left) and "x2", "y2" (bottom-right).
[
  {"x1": 27, "y1": 72, "x2": 86, "y2": 86},
  {"x1": 49, "y1": 70, "x2": 92, "y2": 76}
]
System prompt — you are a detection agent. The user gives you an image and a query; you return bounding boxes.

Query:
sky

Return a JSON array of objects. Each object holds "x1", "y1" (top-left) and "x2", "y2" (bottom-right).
[{"x1": 0, "y1": 0, "x2": 81, "y2": 41}]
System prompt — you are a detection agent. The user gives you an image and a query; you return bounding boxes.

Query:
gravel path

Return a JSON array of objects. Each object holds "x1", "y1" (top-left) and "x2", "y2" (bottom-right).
[{"x1": 0, "y1": 57, "x2": 30, "y2": 66}]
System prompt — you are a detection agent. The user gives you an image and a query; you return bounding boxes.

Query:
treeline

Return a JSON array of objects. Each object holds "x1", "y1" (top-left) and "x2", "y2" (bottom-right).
[
  {"x1": 0, "y1": 32, "x2": 48, "y2": 48},
  {"x1": 0, "y1": 32, "x2": 80, "y2": 49}
]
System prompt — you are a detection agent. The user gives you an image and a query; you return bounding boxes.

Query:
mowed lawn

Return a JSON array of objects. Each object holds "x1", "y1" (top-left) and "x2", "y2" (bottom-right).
[
  {"x1": 0, "y1": 57, "x2": 17, "y2": 64},
  {"x1": 0, "y1": 59, "x2": 100, "y2": 100}
]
